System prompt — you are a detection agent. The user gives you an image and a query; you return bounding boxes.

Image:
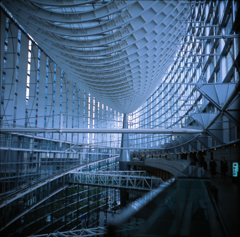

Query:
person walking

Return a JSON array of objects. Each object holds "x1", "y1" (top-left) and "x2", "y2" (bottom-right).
[
  {"x1": 209, "y1": 158, "x2": 217, "y2": 178},
  {"x1": 220, "y1": 157, "x2": 228, "y2": 179}
]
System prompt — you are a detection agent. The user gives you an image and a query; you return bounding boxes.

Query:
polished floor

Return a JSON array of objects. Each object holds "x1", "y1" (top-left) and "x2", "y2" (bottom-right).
[{"x1": 209, "y1": 172, "x2": 240, "y2": 237}]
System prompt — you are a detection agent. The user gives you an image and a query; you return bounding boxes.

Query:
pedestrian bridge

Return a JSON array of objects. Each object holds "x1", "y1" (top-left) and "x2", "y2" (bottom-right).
[{"x1": 69, "y1": 171, "x2": 163, "y2": 190}]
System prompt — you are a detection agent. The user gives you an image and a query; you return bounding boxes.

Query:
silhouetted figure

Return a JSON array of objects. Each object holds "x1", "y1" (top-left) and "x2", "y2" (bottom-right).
[
  {"x1": 209, "y1": 158, "x2": 217, "y2": 178},
  {"x1": 220, "y1": 157, "x2": 228, "y2": 179},
  {"x1": 198, "y1": 157, "x2": 207, "y2": 171}
]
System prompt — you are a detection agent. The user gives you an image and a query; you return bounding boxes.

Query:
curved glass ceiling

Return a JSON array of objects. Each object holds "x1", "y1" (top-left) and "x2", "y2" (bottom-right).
[{"x1": 3, "y1": 0, "x2": 190, "y2": 113}]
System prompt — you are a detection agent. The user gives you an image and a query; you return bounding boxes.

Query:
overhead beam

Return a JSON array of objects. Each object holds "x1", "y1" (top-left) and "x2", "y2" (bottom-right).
[
  {"x1": 0, "y1": 128, "x2": 203, "y2": 134},
  {"x1": 195, "y1": 34, "x2": 240, "y2": 40}
]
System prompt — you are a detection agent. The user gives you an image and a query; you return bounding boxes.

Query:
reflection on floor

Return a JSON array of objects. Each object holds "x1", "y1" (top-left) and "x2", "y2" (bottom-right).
[{"x1": 209, "y1": 172, "x2": 240, "y2": 237}]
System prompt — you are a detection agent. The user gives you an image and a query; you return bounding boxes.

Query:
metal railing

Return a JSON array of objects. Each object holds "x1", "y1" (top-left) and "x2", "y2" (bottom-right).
[
  {"x1": 69, "y1": 171, "x2": 163, "y2": 191},
  {"x1": 106, "y1": 165, "x2": 228, "y2": 237}
]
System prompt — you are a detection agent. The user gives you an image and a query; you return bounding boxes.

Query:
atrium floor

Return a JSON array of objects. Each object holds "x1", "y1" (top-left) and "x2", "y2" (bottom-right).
[{"x1": 209, "y1": 172, "x2": 240, "y2": 237}]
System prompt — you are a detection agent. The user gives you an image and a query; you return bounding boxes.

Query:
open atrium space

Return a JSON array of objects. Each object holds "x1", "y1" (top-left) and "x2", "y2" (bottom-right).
[{"x1": 0, "y1": 0, "x2": 240, "y2": 236}]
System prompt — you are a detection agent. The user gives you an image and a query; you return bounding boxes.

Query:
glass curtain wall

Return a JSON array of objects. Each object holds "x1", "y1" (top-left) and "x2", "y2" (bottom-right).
[
  {"x1": 129, "y1": 1, "x2": 240, "y2": 156},
  {"x1": 0, "y1": 8, "x2": 122, "y2": 194}
]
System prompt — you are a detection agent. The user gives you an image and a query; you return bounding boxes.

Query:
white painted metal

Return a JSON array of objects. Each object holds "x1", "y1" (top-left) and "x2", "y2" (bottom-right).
[
  {"x1": 3, "y1": 23, "x2": 18, "y2": 126},
  {"x1": 37, "y1": 52, "x2": 47, "y2": 131},
  {"x1": 30, "y1": 222, "x2": 142, "y2": 236},
  {"x1": 16, "y1": 33, "x2": 28, "y2": 127},
  {"x1": 96, "y1": 171, "x2": 148, "y2": 176},
  {"x1": 70, "y1": 171, "x2": 163, "y2": 190},
  {"x1": 2, "y1": 0, "x2": 190, "y2": 114},
  {"x1": 0, "y1": 128, "x2": 203, "y2": 134}
]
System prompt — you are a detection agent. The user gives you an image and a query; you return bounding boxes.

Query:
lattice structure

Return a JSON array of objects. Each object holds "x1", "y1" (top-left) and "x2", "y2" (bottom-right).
[
  {"x1": 31, "y1": 222, "x2": 142, "y2": 237},
  {"x1": 69, "y1": 171, "x2": 163, "y2": 190},
  {"x1": 32, "y1": 227, "x2": 107, "y2": 237},
  {"x1": 2, "y1": 0, "x2": 190, "y2": 113}
]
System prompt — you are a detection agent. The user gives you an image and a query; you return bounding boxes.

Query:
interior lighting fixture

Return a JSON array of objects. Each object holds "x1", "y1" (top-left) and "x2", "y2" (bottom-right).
[
  {"x1": 234, "y1": 144, "x2": 236, "y2": 146},
  {"x1": 214, "y1": 148, "x2": 217, "y2": 150}
]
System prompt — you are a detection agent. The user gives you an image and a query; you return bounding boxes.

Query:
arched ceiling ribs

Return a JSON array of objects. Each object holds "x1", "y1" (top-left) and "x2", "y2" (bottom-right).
[
  {"x1": 31, "y1": 0, "x2": 100, "y2": 7},
  {"x1": 2, "y1": 0, "x2": 190, "y2": 113}
]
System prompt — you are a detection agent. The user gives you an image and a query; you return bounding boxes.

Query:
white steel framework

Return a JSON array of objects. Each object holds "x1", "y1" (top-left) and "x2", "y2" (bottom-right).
[
  {"x1": 2, "y1": 0, "x2": 190, "y2": 113},
  {"x1": 69, "y1": 171, "x2": 163, "y2": 190},
  {"x1": 0, "y1": 1, "x2": 240, "y2": 236},
  {"x1": 0, "y1": 127, "x2": 203, "y2": 134}
]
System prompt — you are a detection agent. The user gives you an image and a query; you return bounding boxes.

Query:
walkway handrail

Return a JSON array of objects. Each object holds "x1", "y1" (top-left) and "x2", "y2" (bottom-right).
[
  {"x1": 106, "y1": 164, "x2": 227, "y2": 237},
  {"x1": 69, "y1": 171, "x2": 163, "y2": 191}
]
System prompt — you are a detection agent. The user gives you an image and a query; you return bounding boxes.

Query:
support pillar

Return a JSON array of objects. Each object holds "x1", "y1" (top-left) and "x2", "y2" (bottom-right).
[
  {"x1": 119, "y1": 114, "x2": 130, "y2": 206},
  {"x1": 119, "y1": 113, "x2": 130, "y2": 170}
]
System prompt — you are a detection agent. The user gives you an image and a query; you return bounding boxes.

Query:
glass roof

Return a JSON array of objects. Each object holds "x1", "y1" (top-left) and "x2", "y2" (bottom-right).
[{"x1": 2, "y1": 0, "x2": 191, "y2": 113}]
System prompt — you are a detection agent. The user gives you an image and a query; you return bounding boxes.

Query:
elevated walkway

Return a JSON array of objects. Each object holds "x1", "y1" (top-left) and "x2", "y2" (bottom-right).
[
  {"x1": 0, "y1": 156, "x2": 119, "y2": 208},
  {"x1": 107, "y1": 166, "x2": 231, "y2": 237},
  {"x1": 31, "y1": 227, "x2": 107, "y2": 237},
  {"x1": 29, "y1": 222, "x2": 142, "y2": 237},
  {"x1": 0, "y1": 164, "x2": 161, "y2": 233},
  {"x1": 145, "y1": 158, "x2": 190, "y2": 176},
  {"x1": 31, "y1": 169, "x2": 240, "y2": 237},
  {"x1": 69, "y1": 171, "x2": 163, "y2": 190},
  {"x1": 0, "y1": 156, "x2": 119, "y2": 232}
]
